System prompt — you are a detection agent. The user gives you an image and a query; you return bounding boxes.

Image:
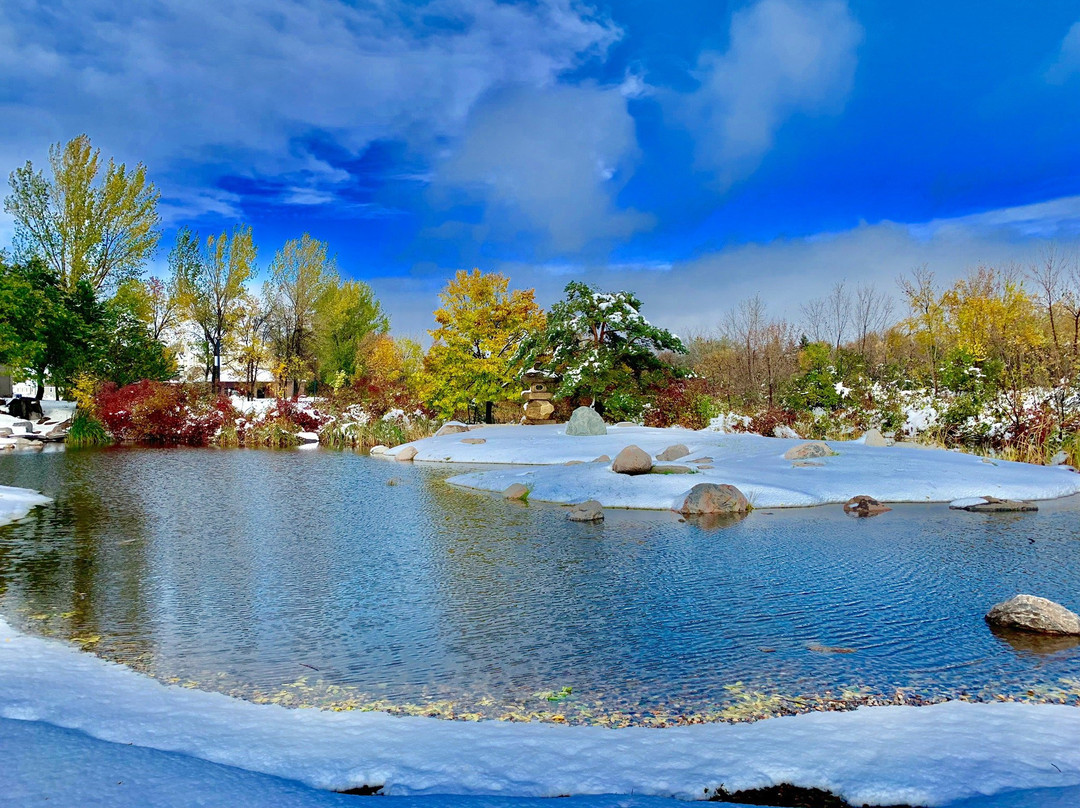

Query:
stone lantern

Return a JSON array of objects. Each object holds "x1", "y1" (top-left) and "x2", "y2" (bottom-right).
[{"x1": 521, "y1": 363, "x2": 559, "y2": 424}]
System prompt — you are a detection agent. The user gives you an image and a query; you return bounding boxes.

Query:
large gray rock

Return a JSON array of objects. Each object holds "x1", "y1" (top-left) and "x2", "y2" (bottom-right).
[
  {"x1": 783, "y1": 441, "x2": 833, "y2": 460},
  {"x1": 656, "y1": 444, "x2": 690, "y2": 461},
  {"x1": 565, "y1": 406, "x2": 607, "y2": 436},
  {"x1": 395, "y1": 446, "x2": 418, "y2": 461},
  {"x1": 612, "y1": 445, "x2": 652, "y2": 475},
  {"x1": 567, "y1": 500, "x2": 604, "y2": 522},
  {"x1": 678, "y1": 483, "x2": 750, "y2": 515},
  {"x1": 862, "y1": 428, "x2": 888, "y2": 447},
  {"x1": 985, "y1": 595, "x2": 1080, "y2": 635},
  {"x1": 435, "y1": 421, "x2": 469, "y2": 437}
]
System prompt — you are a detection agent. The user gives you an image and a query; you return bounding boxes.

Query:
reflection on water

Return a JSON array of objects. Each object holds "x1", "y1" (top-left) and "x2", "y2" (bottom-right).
[{"x1": 1, "y1": 446, "x2": 1080, "y2": 726}]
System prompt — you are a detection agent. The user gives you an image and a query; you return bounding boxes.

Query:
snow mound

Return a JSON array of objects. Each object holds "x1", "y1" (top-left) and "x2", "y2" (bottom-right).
[
  {"x1": 0, "y1": 484, "x2": 51, "y2": 529},
  {"x1": 383, "y1": 424, "x2": 1080, "y2": 509}
]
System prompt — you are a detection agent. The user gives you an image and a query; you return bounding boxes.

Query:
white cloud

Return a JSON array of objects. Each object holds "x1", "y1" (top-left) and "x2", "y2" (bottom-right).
[
  {"x1": 375, "y1": 195, "x2": 1080, "y2": 340},
  {"x1": 432, "y1": 83, "x2": 652, "y2": 252},
  {"x1": 1046, "y1": 21, "x2": 1080, "y2": 83},
  {"x1": 676, "y1": 0, "x2": 862, "y2": 184},
  {"x1": 0, "y1": 0, "x2": 620, "y2": 214}
]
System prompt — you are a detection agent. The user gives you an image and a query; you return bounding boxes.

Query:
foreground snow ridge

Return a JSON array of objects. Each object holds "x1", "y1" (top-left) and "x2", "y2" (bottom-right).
[
  {"x1": 386, "y1": 424, "x2": 1080, "y2": 509},
  {"x1": 2, "y1": 619, "x2": 1080, "y2": 807}
]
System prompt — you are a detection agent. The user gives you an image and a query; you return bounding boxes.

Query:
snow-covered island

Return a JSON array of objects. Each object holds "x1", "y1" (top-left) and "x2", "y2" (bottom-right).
[{"x1": 381, "y1": 423, "x2": 1080, "y2": 510}]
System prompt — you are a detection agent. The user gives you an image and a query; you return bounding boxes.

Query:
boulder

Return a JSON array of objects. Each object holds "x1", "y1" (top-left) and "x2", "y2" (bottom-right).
[
  {"x1": 386, "y1": 477, "x2": 403, "y2": 486},
  {"x1": 592, "y1": 455, "x2": 610, "y2": 463},
  {"x1": 0, "y1": 428, "x2": 11, "y2": 437},
  {"x1": 461, "y1": 438, "x2": 486, "y2": 445},
  {"x1": 843, "y1": 495, "x2": 891, "y2": 517},
  {"x1": 678, "y1": 483, "x2": 750, "y2": 515},
  {"x1": 614, "y1": 421, "x2": 636, "y2": 427},
  {"x1": 954, "y1": 496, "x2": 1038, "y2": 513},
  {"x1": 862, "y1": 428, "x2": 888, "y2": 448},
  {"x1": 503, "y1": 483, "x2": 530, "y2": 500},
  {"x1": 791, "y1": 460, "x2": 824, "y2": 468},
  {"x1": 567, "y1": 500, "x2": 604, "y2": 522},
  {"x1": 612, "y1": 445, "x2": 652, "y2": 475},
  {"x1": 650, "y1": 465, "x2": 694, "y2": 474},
  {"x1": 783, "y1": 441, "x2": 833, "y2": 460},
  {"x1": 985, "y1": 595, "x2": 1080, "y2": 635},
  {"x1": 565, "y1": 406, "x2": 607, "y2": 436},
  {"x1": 369, "y1": 445, "x2": 388, "y2": 455},
  {"x1": 395, "y1": 446, "x2": 418, "y2": 461},
  {"x1": 656, "y1": 444, "x2": 690, "y2": 462},
  {"x1": 435, "y1": 421, "x2": 469, "y2": 437}
]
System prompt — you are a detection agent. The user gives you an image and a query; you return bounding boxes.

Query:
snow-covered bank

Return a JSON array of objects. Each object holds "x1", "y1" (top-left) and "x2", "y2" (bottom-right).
[
  {"x1": 383, "y1": 424, "x2": 1080, "y2": 509},
  {"x1": 0, "y1": 484, "x2": 51, "y2": 528},
  {"x1": 3, "y1": 618, "x2": 1080, "y2": 807}
]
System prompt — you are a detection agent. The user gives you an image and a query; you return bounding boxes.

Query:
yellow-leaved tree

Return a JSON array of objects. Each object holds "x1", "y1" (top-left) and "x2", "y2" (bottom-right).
[
  {"x1": 421, "y1": 269, "x2": 544, "y2": 422},
  {"x1": 5, "y1": 134, "x2": 160, "y2": 292}
]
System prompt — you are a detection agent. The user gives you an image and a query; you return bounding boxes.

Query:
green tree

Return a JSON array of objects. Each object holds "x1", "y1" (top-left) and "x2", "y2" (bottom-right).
[
  {"x1": 421, "y1": 269, "x2": 545, "y2": 422},
  {"x1": 96, "y1": 282, "x2": 176, "y2": 386},
  {"x1": 173, "y1": 225, "x2": 257, "y2": 392},
  {"x1": 5, "y1": 134, "x2": 160, "y2": 292},
  {"x1": 315, "y1": 279, "x2": 389, "y2": 382},
  {"x1": 517, "y1": 281, "x2": 685, "y2": 414},
  {"x1": 0, "y1": 257, "x2": 100, "y2": 398},
  {"x1": 266, "y1": 234, "x2": 337, "y2": 397}
]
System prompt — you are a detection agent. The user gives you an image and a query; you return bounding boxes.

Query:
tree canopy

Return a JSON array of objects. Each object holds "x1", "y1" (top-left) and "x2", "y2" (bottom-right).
[
  {"x1": 5, "y1": 134, "x2": 160, "y2": 292},
  {"x1": 421, "y1": 269, "x2": 544, "y2": 421},
  {"x1": 517, "y1": 281, "x2": 685, "y2": 413}
]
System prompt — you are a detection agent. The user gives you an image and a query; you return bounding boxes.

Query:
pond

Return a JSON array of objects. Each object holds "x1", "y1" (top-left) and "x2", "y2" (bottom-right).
[{"x1": 1, "y1": 446, "x2": 1079, "y2": 726}]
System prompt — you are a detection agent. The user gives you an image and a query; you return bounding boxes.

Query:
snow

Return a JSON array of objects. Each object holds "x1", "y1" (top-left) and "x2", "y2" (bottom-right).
[
  {"x1": 950, "y1": 497, "x2": 990, "y2": 509},
  {"x1": 381, "y1": 424, "x2": 1080, "y2": 509},
  {"x1": 0, "y1": 484, "x2": 51, "y2": 529},
  {"x1": 3, "y1": 718, "x2": 692, "y2": 808},
  {"x1": 2, "y1": 617, "x2": 1080, "y2": 807}
]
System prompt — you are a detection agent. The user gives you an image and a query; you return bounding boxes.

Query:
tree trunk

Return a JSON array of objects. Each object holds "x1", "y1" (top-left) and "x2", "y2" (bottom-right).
[{"x1": 485, "y1": 401, "x2": 494, "y2": 424}]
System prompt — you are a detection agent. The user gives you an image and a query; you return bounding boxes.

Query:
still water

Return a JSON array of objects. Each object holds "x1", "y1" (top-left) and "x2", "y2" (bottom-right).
[{"x1": 1, "y1": 447, "x2": 1079, "y2": 725}]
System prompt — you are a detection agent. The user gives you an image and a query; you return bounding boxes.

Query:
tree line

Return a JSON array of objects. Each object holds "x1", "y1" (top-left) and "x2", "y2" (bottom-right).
[{"x1": 4, "y1": 135, "x2": 1080, "y2": 456}]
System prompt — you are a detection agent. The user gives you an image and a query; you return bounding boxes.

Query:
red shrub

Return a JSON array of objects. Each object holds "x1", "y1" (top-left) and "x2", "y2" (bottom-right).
[
  {"x1": 268, "y1": 398, "x2": 330, "y2": 432},
  {"x1": 644, "y1": 377, "x2": 715, "y2": 430},
  {"x1": 748, "y1": 409, "x2": 798, "y2": 437},
  {"x1": 96, "y1": 381, "x2": 236, "y2": 445}
]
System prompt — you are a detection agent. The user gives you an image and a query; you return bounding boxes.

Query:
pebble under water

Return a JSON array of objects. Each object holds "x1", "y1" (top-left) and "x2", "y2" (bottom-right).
[{"x1": 1, "y1": 446, "x2": 1079, "y2": 726}]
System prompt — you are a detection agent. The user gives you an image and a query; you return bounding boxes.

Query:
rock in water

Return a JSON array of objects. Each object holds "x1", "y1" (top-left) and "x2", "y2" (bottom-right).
[
  {"x1": 434, "y1": 421, "x2": 469, "y2": 437},
  {"x1": 656, "y1": 444, "x2": 690, "y2": 461},
  {"x1": 612, "y1": 445, "x2": 652, "y2": 475},
  {"x1": 503, "y1": 483, "x2": 529, "y2": 500},
  {"x1": 395, "y1": 446, "x2": 418, "y2": 461},
  {"x1": 986, "y1": 595, "x2": 1080, "y2": 635},
  {"x1": 567, "y1": 500, "x2": 604, "y2": 522},
  {"x1": 862, "y1": 428, "x2": 888, "y2": 447},
  {"x1": 843, "y1": 495, "x2": 891, "y2": 517},
  {"x1": 369, "y1": 445, "x2": 388, "y2": 455},
  {"x1": 565, "y1": 406, "x2": 608, "y2": 436},
  {"x1": 783, "y1": 441, "x2": 832, "y2": 460},
  {"x1": 593, "y1": 455, "x2": 611, "y2": 463},
  {"x1": 679, "y1": 483, "x2": 750, "y2": 515},
  {"x1": 955, "y1": 496, "x2": 1038, "y2": 513}
]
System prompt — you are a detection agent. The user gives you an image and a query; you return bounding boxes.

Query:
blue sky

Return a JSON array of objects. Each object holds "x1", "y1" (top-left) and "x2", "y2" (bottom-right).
[{"x1": 3, "y1": 0, "x2": 1080, "y2": 337}]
